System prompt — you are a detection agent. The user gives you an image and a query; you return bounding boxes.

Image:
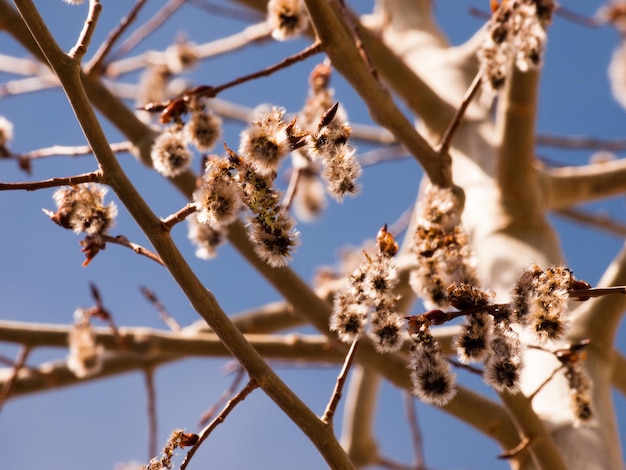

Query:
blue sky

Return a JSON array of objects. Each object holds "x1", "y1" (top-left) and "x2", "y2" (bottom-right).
[{"x1": 1, "y1": 1, "x2": 625, "y2": 469}]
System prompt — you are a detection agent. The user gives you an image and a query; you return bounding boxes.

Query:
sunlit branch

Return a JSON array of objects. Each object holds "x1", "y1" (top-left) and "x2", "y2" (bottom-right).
[
  {"x1": 68, "y1": 0, "x2": 102, "y2": 61},
  {"x1": 180, "y1": 379, "x2": 259, "y2": 470},
  {"x1": 86, "y1": 0, "x2": 148, "y2": 74},
  {"x1": 161, "y1": 203, "x2": 197, "y2": 231},
  {"x1": 537, "y1": 134, "x2": 626, "y2": 151},
  {"x1": 0, "y1": 170, "x2": 101, "y2": 191},
  {"x1": 18, "y1": 141, "x2": 133, "y2": 161}
]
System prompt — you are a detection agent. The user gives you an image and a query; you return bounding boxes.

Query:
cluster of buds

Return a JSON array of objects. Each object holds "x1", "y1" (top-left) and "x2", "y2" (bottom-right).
[
  {"x1": 406, "y1": 264, "x2": 593, "y2": 416},
  {"x1": 44, "y1": 184, "x2": 118, "y2": 265},
  {"x1": 151, "y1": 97, "x2": 222, "y2": 178},
  {"x1": 330, "y1": 226, "x2": 404, "y2": 352},
  {"x1": 142, "y1": 429, "x2": 199, "y2": 470},
  {"x1": 267, "y1": 0, "x2": 309, "y2": 41},
  {"x1": 409, "y1": 183, "x2": 477, "y2": 309},
  {"x1": 479, "y1": 0, "x2": 556, "y2": 90}
]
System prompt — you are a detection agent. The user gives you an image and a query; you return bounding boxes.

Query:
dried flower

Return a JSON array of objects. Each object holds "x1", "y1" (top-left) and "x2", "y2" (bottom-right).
[
  {"x1": 142, "y1": 429, "x2": 198, "y2": 470},
  {"x1": 409, "y1": 184, "x2": 478, "y2": 309},
  {"x1": 456, "y1": 312, "x2": 493, "y2": 363},
  {"x1": 151, "y1": 126, "x2": 193, "y2": 177},
  {"x1": 187, "y1": 213, "x2": 225, "y2": 259},
  {"x1": 483, "y1": 322, "x2": 522, "y2": 392},
  {"x1": 408, "y1": 322, "x2": 456, "y2": 406},
  {"x1": 164, "y1": 38, "x2": 198, "y2": 74},
  {"x1": 47, "y1": 184, "x2": 117, "y2": 236},
  {"x1": 247, "y1": 208, "x2": 299, "y2": 267},
  {"x1": 308, "y1": 107, "x2": 361, "y2": 201},
  {"x1": 330, "y1": 227, "x2": 403, "y2": 352},
  {"x1": 479, "y1": 0, "x2": 555, "y2": 90},
  {"x1": 184, "y1": 101, "x2": 222, "y2": 151},
  {"x1": 67, "y1": 308, "x2": 104, "y2": 378},
  {"x1": 193, "y1": 156, "x2": 242, "y2": 229},
  {"x1": 239, "y1": 107, "x2": 292, "y2": 178},
  {"x1": 511, "y1": 264, "x2": 576, "y2": 342},
  {"x1": 267, "y1": 0, "x2": 309, "y2": 41}
]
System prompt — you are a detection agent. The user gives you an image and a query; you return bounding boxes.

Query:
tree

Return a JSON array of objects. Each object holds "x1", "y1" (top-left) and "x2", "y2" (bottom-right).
[{"x1": 1, "y1": 0, "x2": 625, "y2": 469}]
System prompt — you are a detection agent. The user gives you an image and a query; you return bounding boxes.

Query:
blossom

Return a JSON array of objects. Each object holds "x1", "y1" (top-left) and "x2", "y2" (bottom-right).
[
  {"x1": 151, "y1": 127, "x2": 193, "y2": 177},
  {"x1": 193, "y1": 156, "x2": 242, "y2": 229},
  {"x1": 187, "y1": 214, "x2": 225, "y2": 259},
  {"x1": 48, "y1": 184, "x2": 117, "y2": 236},
  {"x1": 184, "y1": 104, "x2": 222, "y2": 152},
  {"x1": 267, "y1": 0, "x2": 309, "y2": 41}
]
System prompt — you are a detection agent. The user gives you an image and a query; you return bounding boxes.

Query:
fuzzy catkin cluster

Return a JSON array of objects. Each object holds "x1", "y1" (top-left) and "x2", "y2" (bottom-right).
[
  {"x1": 409, "y1": 183, "x2": 478, "y2": 309},
  {"x1": 267, "y1": 0, "x2": 309, "y2": 41},
  {"x1": 67, "y1": 308, "x2": 104, "y2": 378},
  {"x1": 151, "y1": 98, "x2": 222, "y2": 178},
  {"x1": 479, "y1": 0, "x2": 555, "y2": 90},
  {"x1": 330, "y1": 226, "x2": 404, "y2": 352},
  {"x1": 46, "y1": 184, "x2": 117, "y2": 237}
]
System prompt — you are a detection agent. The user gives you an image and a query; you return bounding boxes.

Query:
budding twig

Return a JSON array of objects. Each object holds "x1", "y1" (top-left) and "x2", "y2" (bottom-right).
[
  {"x1": 180, "y1": 379, "x2": 259, "y2": 470},
  {"x1": 0, "y1": 170, "x2": 101, "y2": 191},
  {"x1": 322, "y1": 338, "x2": 360, "y2": 426},
  {"x1": 101, "y1": 234, "x2": 165, "y2": 266},
  {"x1": 198, "y1": 366, "x2": 246, "y2": 426},
  {"x1": 86, "y1": 0, "x2": 148, "y2": 74},
  {"x1": 68, "y1": 0, "x2": 102, "y2": 62},
  {"x1": 139, "y1": 285, "x2": 181, "y2": 332},
  {"x1": 161, "y1": 203, "x2": 197, "y2": 231}
]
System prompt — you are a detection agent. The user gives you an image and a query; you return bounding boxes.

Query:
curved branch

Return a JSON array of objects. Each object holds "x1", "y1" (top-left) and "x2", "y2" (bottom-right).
[{"x1": 540, "y1": 158, "x2": 626, "y2": 210}]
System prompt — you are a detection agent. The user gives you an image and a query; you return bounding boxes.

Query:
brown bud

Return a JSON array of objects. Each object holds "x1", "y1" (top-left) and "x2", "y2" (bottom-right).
[{"x1": 376, "y1": 224, "x2": 398, "y2": 257}]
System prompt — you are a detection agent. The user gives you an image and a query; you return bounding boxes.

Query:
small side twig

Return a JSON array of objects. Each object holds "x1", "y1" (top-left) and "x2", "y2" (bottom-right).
[
  {"x1": 556, "y1": 207, "x2": 626, "y2": 238},
  {"x1": 403, "y1": 391, "x2": 426, "y2": 470},
  {"x1": 0, "y1": 171, "x2": 101, "y2": 191},
  {"x1": 161, "y1": 203, "x2": 197, "y2": 231},
  {"x1": 86, "y1": 0, "x2": 148, "y2": 74},
  {"x1": 0, "y1": 346, "x2": 31, "y2": 415},
  {"x1": 69, "y1": 0, "x2": 102, "y2": 61},
  {"x1": 145, "y1": 367, "x2": 158, "y2": 459},
  {"x1": 536, "y1": 134, "x2": 626, "y2": 151},
  {"x1": 107, "y1": 0, "x2": 186, "y2": 62},
  {"x1": 321, "y1": 338, "x2": 360, "y2": 426},
  {"x1": 282, "y1": 167, "x2": 303, "y2": 211},
  {"x1": 438, "y1": 71, "x2": 482, "y2": 156},
  {"x1": 198, "y1": 366, "x2": 246, "y2": 426},
  {"x1": 180, "y1": 379, "x2": 258, "y2": 470},
  {"x1": 101, "y1": 234, "x2": 165, "y2": 266},
  {"x1": 139, "y1": 285, "x2": 182, "y2": 332},
  {"x1": 498, "y1": 436, "x2": 532, "y2": 460}
]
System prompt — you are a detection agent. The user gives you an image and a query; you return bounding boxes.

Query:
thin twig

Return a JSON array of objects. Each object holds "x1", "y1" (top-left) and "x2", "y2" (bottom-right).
[
  {"x1": 0, "y1": 346, "x2": 31, "y2": 415},
  {"x1": 359, "y1": 145, "x2": 408, "y2": 166},
  {"x1": 498, "y1": 436, "x2": 532, "y2": 460},
  {"x1": 556, "y1": 207, "x2": 626, "y2": 238},
  {"x1": 282, "y1": 167, "x2": 303, "y2": 211},
  {"x1": 322, "y1": 338, "x2": 360, "y2": 426},
  {"x1": 198, "y1": 366, "x2": 246, "y2": 426},
  {"x1": 161, "y1": 203, "x2": 197, "y2": 231},
  {"x1": 528, "y1": 365, "x2": 563, "y2": 401},
  {"x1": 139, "y1": 285, "x2": 182, "y2": 332},
  {"x1": 448, "y1": 357, "x2": 484, "y2": 376},
  {"x1": 180, "y1": 379, "x2": 258, "y2": 470},
  {"x1": 69, "y1": 0, "x2": 102, "y2": 61},
  {"x1": 569, "y1": 286, "x2": 626, "y2": 299},
  {"x1": 0, "y1": 171, "x2": 101, "y2": 191},
  {"x1": 536, "y1": 134, "x2": 626, "y2": 151},
  {"x1": 438, "y1": 71, "x2": 482, "y2": 156},
  {"x1": 102, "y1": 234, "x2": 165, "y2": 266},
  {"x1": 19, "y1": 142, "x2": 133, "y2": 161},
  {"x1": 403, "y1": 391, "x2": 426, "y2": 470},
  {"x1": 145, "y1": 368, "x2": 158, "y2": 460},
  {"x1": 86, "y1": 0, "x2": 148, "y2": 74},
  {"x1": 187, "y1": 0, "x2": 263, "y2": 23},
  {"x1": 107, "y1": 0, "x2": 186, "y2": 62}
]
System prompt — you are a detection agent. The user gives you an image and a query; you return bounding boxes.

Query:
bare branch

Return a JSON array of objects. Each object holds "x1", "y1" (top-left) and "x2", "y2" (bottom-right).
[
  {"x1": 161, "y1": 203, "x2": 197, "y2": 231},
  {"x1": 322, "y1": 338, "x2": 360, "y2": 426},
  {"x1": 140, "y1": 285, "x2": 182, "y2": 332},
  {"x1": 101, "y1": 234, "x2": 165, "y2": 266},
  {"x1": 0, "y1": 171, "x2": 101, "y2": 191},
  {"x1": 555, "y1": 207, "x2": 626, "y2": 238},
  {"x1": 0, "y1": 346, "x2": 30, "y2": 415},
  {"x1": 145, "y1": 368, "x2": 158, "y2": 459},
  {"x1": 180, "y1": 379, "x2": 259, "y2": 470},
  {"x1": 68, "y1": 0, "x2": 102, "y2": 61}
]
